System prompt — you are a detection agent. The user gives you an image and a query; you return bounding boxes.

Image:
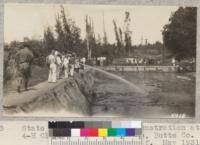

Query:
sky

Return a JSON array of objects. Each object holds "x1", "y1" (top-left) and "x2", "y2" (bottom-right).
[{"x1": 4, "y1": 4, "x2": 178, "y2": 45}]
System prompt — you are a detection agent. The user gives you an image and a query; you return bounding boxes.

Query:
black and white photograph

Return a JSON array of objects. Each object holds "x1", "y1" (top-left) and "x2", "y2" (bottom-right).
[{"x1": 3, "y1": 4, "x2": 196, "y2": 118}]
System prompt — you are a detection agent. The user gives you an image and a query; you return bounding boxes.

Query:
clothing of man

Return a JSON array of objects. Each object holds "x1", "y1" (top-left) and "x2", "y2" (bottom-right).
[
  {"x1": 56, "y1": 55, "x2": 62, "y2": 79},
  {"x1": 81, "y1": 57, "x2": 86, "y2": 64},
  {"x1": 47, "y1": 52, "x2": 57, "y2": 83},
  {"x1": 63, "y1": 57, "x2": 69, "y2": 78},
  {"x1": 15, "y1": 46, "x2": 34, "y2": 93},
  {"x1": 172, "y1": 57, "x2": 176, "y2": 66},
  {"x1": 69, "y1": 57, "x2": 75, "y2": 77},
  {"x1": 70, "y1": 64, "x2": 74, "y2": 77},
  {"x1": 80, "y1": 57, "x2": 86, "y2": 70},
  {"x1": 74, "y1": 59, "x2": 80, "y2": 73}
]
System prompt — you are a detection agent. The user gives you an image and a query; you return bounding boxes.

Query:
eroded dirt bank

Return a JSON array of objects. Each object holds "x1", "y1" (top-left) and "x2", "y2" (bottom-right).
[{"x1": 4, "y1": 77, "x2": 91, "y2": 116}]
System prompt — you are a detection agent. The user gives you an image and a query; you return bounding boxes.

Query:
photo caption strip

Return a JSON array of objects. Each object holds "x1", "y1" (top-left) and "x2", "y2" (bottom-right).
[{"x1": 1, "y1": 121, "x2": 200, "y2": 144}]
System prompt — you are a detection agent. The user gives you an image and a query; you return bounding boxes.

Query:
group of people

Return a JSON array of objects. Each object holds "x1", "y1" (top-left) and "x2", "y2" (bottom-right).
[
  {"x1": 125, "y1": 57, "x2": 163, "y2": 66},
  {"x1": 46, "y1": 50, "x2": 86, "y2": 83}
]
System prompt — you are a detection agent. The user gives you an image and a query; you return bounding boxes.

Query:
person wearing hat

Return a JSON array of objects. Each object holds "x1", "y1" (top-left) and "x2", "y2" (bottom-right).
[
  {"x1": 47, "y1": 50, "x2": 57, "y2": 83},
  {"x1": 15, "y1": 44, "x2": 34, "y2": 93},
  {"x1": 55, "y1": 51, "x2": 62, "y2": 79},
  {"x1": 69, "y1": 55, "x2": 75, "y2": 77},
  {"x1": 63, "y1": 54, "x2": 69, "y2": 78}
]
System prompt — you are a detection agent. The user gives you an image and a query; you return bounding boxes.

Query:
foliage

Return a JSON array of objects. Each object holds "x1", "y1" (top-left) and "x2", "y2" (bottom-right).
[
  {"x1": 60, "y1": 6, "x2": 82, "y2": 53},
  {"x1": 133, "y1": 41, "x2": 163, "y2": 56},
  {"x1": 113, "y1": 20, "x2": 124, "y2": 56},
  {"x1": 43, "y1": 26, "x2": 56, "y2": 54},
  {"x1": 162, "y1": 7, "x2": 197, "y2": 60},
  {"x1": 44, "y1": 6, "x2": 83, "y2": 55},
  {"x1": 85, "y1": 15, "x2": 96, "y2": 59},
  {"x1": 54, "y1": 14, "x2": 66, "y2": 52}
]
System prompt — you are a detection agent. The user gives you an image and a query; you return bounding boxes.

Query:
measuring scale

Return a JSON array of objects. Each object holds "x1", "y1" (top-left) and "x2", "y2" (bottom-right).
[{"x1": 48, "y1": 121, "x2": 142, "y2": 145}]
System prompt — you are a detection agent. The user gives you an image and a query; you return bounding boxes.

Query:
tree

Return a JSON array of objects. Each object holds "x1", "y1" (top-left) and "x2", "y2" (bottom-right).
[
  {"x1": 55, "y1": 14, "x2": 65, "y2": 52},
  {"x1": 85, "y1": 15, "x2": 96, "y2": 59},
  {"x1": 69, "y1": 20, "x2": 82, "y2": 54},
  {"x1": 162, "y1": 7, "x2": 197, "y2": 60},
  {"x1": 43, "y1": 26, "x2": 56, "y2": 54},
  {"x1": 55, "y1": 6, "x2": 82, "y2": 54},
  {"x1": 60, "y1": 6, "x2": 72, "y2": 52},
  {"x1": 103, "y1": 31, "x2": 108, "y2": 46},
  {"x1": 113, "y1": 19, "x2": 123, "y2": 56},
  {"x1": 60, "y1": 6, "x2": 82, "y2": 53},
  {"x1": 124, "y1": 11, "x2": 132, "y2": 55}
]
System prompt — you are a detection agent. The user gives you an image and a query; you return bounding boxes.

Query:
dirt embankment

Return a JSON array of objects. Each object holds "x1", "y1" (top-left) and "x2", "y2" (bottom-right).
[{"x1": 4, "y1": 76, "x2": 92, "y2": 116}]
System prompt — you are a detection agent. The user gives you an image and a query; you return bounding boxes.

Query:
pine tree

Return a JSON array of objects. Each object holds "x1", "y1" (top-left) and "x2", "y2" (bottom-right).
[
  {"x1": 113, "y1": 19, "x2": 123, "y2": 56},
  {"x1": 59, "y1": 6, "x2": 82, "y2": 54},
  {"x1": 43, "y1": 26, "x2": 56, "y2": 53},
  {"x1": 55, "y1": 14, "x2": 65, "y2": 52},
  {"x1": 85, "y1": 15, "x2": 96, "y2": 59}
]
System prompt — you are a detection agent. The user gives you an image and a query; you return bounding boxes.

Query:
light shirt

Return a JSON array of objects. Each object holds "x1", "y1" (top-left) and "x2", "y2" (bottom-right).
[
  {"x1": 82, "y1": 57, "x2": 86, "y2": 64},
  {"x1": 48, "y1": 54, "x2": 56, "y2": 64},
  {"x1": 63, "y1": 58, "x2": 69, "y2": 67},
  {"x1": 56, "y1": 56, "x2": 62, "y2": 65}
]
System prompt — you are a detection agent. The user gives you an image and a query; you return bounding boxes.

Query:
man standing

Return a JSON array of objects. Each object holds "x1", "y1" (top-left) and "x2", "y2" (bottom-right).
[
  {"x1": 47, "y1": 50, "x2": 57, "y2": 83},
  {"x1": 74, "y1": 58, "x2": 80, "y2": 73},
  {"x1": 80, "y1": 57, "x2": 86, "y2": 70},
  {"x1": 63, "y1": 55, "x2": 69, "y2": 78},
  {"x1": 69, "y1": 55, "x2": 75, "y2": 77},
  {"x1": 15, "y1": 44, "x2": 34, "y2": 93},
  {"x1": 172, "y1": 57, "x2": 176, "y2": 66},
  {"x1": 55, "y1": 51, "x2": 62, "y2": 79}
]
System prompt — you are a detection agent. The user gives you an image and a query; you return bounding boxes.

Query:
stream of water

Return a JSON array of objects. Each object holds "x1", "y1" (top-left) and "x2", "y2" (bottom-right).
[{"x1": 84, "y1": 64, "x2": 147, "y2": 96}]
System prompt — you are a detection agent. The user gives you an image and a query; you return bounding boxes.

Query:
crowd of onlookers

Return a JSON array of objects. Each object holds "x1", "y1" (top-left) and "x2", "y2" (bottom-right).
[
  {"x1": 46, "y1": 50, "x2": 86, "y2": 83},
  {"x1": 125, "y1": 57, "x2": 160, "y2": 65},
  {"x1": 112, "y1": 57, "x2": 162, "y2": 66}
]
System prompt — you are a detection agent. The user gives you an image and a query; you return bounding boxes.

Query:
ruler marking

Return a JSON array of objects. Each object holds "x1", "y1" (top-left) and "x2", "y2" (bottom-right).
[{"x1": 49, "y1": 137, "x2": 142, "y2": 145}]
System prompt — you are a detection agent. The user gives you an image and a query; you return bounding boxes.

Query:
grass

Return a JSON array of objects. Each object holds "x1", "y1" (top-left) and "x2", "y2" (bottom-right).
[{"x1": 29, "y1": 65, "x2": 49, "y2": 87}]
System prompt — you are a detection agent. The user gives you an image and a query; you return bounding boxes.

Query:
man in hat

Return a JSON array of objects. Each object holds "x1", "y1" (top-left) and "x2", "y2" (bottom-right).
[
  {"x1": 47, "y1": 50, "x2": 57, "y2": 83},
  {"x1": 15, "y1": 44, "x2": 34, "y2": 93},
  {"x1": 63, "y1": 54, "x2": 69, "y2": 78},
  {"x1": 69, "y1": 54, "x2": 75, "y2": 77},
  {"x1": 55, "y1": 50, "x2": 62, "y2": 79}
]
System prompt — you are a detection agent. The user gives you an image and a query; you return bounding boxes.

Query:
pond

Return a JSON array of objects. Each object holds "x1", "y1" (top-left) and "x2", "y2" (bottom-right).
[{"x1": 87, "y1": 69, "x2": 195, "y2": 118}]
